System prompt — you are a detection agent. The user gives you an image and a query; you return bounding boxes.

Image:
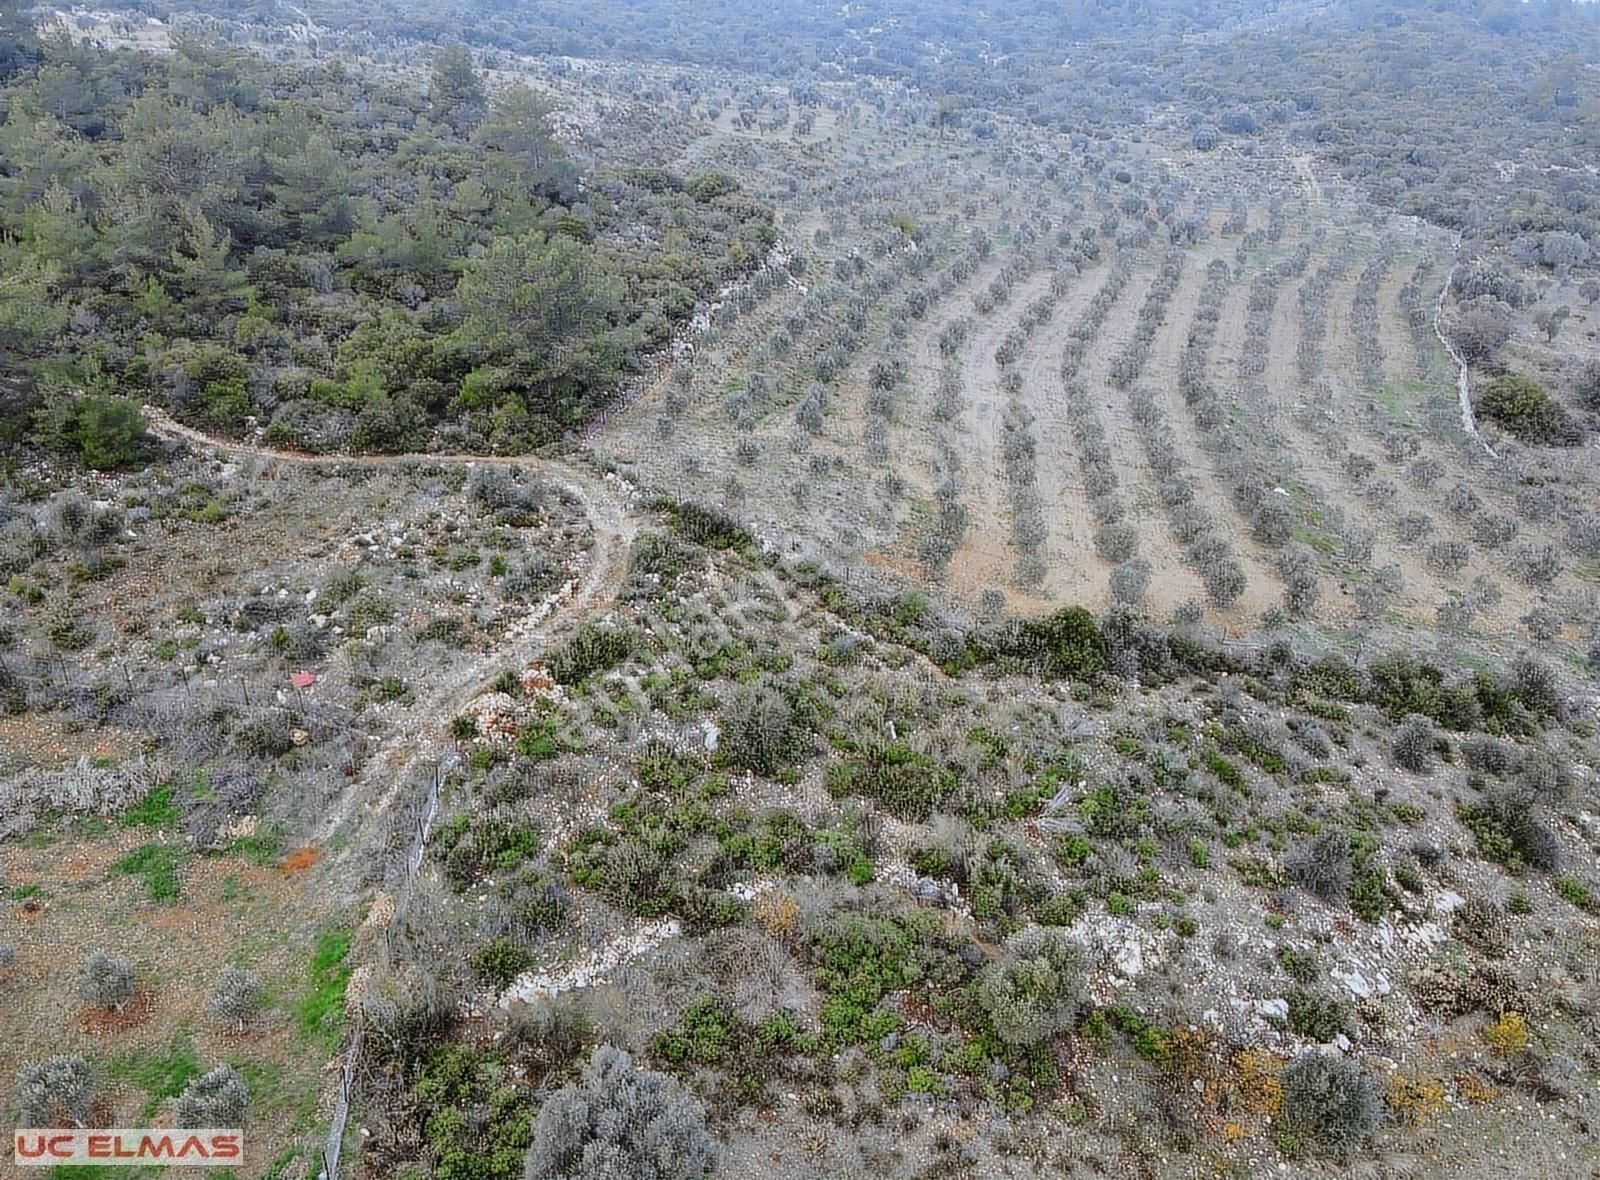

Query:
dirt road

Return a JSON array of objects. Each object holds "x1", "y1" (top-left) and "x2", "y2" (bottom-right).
[{"x1": 141, "y1": 408, "x2": 640, "y2": 841}]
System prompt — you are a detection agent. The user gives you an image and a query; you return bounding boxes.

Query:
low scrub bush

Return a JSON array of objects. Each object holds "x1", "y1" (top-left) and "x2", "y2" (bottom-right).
[
  {"x1": 720, "y1": 680, "x2": 800, "y2": 776},
  {"x1": 1278, "y1": 1053, "x2": 1382, "y2": 1155},
  {"x1": 547, "y1": 624, "x2": 637, "y2": 685},
  {"x1": 1288, "y1": 830, "x2": 1352, "y2": 902},
  {"x1": 1392, "y1": 714, "x2": 1436, "y2": 773},
  {"x1": 979, "y1": 925, "x2": 1084, "y2": 1046},
  {"x1": 434, "y1": 812, "x2": 543, "y2": 889},
  {"x1": 825, "y1": 743, "x2": 959, "y2": 820},
  {"x1": 1458, "y1": 791, "x2": 1561, "y2": 873},
  {"x1": 525, "y1": 1045, "x2": 716, "y2": 1180}
]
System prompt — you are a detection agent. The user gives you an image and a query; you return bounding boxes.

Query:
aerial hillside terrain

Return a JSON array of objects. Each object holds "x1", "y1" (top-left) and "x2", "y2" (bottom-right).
[{"x1": 2, "y1": 1, "x2": 1598, "y2": 1177}]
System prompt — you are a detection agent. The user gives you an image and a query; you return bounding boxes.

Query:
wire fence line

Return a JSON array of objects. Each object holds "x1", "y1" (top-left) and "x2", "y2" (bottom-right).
[{"x1": 318, "y1": 751, "x2": 454, "y2": 1180}]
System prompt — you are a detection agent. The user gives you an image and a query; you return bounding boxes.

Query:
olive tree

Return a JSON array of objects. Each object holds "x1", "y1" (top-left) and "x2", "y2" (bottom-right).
[
  {"x1": 1539, "y1": 230, "x2": 1590, "y2": 278},
  {"x1": 207, "y1": 967, "x2": 263, "y2": 1031},
  {"x1": 15, "y1": 1055, "x2": 96, "y2": 1127},
  {"x1": 78, "y1": 949, "x2": 136, "y2": 1011},
  {"x1": 172, "y1": 1065, "x2": 248, "y2": 1128},
  {"x1": 1451, "y1": 306, "x2": 1510, "y2": 364}
]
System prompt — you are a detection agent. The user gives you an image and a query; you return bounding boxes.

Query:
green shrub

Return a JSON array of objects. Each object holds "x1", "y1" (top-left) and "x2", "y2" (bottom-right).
[
  {"x1": 567, "y1": 828, "x2": 680, "y2": 917},
  {"x1": 547, "y1": 624, "x2": 636, "y2": 684},
  {"x1": 981, "y1": 606, "x2": 1107, "y2": 679},
  {"x1": 1553, "y1": 877, "x2": 1592, "y2": 909},
  {"x1": 1286, "y1": 988, "x2": 1352, "y2": 1041},
  {"x1": 415, "y1": 1044, "x2": 533, "y2": 1180},
  {"x1": 825, "y1": 743, "x2": 959, "y2": 820},
  {"x1": 1366, "y1": 654, "x2": 1480, "y2": 729},
  {"x1": 652, "y1": 994, "x2": 739, "y2": 1068},
  {"x1": 1103, "y1": 1004, "x2": 1172, "y2": 1061},
  {"x1": 1475, "y1": 375, "x2": 1580, "y2": 445},
  {"x1": 661, "y1": 500, "x2": 753, "y2": 551},
  {"x1": 1078, "y1": 779, "x2": 1150, "y2": 838},
  {"x1": 1034, "y1": 892, "x2": 1087, "y2": 926},
  {"x1": 435, "y1": 814, "x2": 543, "y2": 889},
  {"x1": 807, "y1": 909, "x2": 950, "y2": 1047},
  {"x1": 649, "y1": 995, "x2": 809, "y2": 1107},
  {"x1": 34, "y1": 393, "x2": 150, "y2": 470},
  {"x1": 1348, "y1": 869, "x2": 1389, "y2": 922},
  {"x1": 474, "y1": 938, "x2": 536, "y2": 990}
]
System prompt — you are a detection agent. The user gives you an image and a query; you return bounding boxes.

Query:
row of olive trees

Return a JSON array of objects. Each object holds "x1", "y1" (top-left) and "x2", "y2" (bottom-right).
[
  {"x1": 1108, "y1": 249, "x2": 1185, "y2": 388},
  {"x1": 1239, "y1": 241, "x2": 1312, "y2": 380},
  {"x1": 960, "y1": 223, "x2": 1062, "y2": 585},
  {"x1": 1296, "y1": 254, "x2": 1350, "y2": 383},
  {"x1": 1232, "y1": 199, "x2": 1287, "y2": 269},
  {"x1": 1350, "y1": 254, "x2": 1391, "y2": 391},
  {"x1": 1349, "y1": 253, "x2": 1561, "y2": 615},
  {"x1": 1220, "y1": 196, "x2": 1248, "y2": 237},
  {"x1": 1397, "y1": 259, "x2": 1438, "y2": 376},
  {"x1": 994, "y1": 247, "x2": 1076, "y2": 587},
  {"x1": 1125, "y1": 386, "x2": 1248, "y2": 607},
  {"x1": 1178, "y1": 258, "x2": 1235, "y2": 434},
  {"x1": 1185, "y1": 245, "x2": 1342, "y2": 616},
  {"x1": 999, "y1": 396, "x2": 1048, "y2": 588},
  {"x1": 1316, "y1": 249, "x2": 1569, "y2": 629},
  {"x1": 1058, "y1": 256, "x2": 1144, "y2": 591},
  {"x1": 915, "y1": 228, "x2": 1054, "y2": 577},
  {"x1": 1175, "y1": 254, "x2": 1279, "y2": 607},
  {"x1": 883, "y1": 227, "x2": 1038, "y2": 575}
]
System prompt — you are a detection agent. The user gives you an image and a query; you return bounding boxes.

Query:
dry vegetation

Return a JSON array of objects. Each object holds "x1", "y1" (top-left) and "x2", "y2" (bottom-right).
[{"x1": 2, "y1": 2, "x2": 1599, "y2": 1179}]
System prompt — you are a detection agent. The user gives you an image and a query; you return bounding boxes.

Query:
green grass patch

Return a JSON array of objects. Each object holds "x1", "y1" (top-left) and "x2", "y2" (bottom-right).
[
  {"x1": 1553, "y1": 877, "x2": 1592, "y2": 910},
  {"x1": 113, "y1": 843, "x2": 185, "y2": 902},
  {"x1": 119, "y1": 784, "x2": 181, "y2": 828},
  {"x1": 293, "y1": 928, "x2": 352, "y2": 1050},
  {"x1": 106, "y1": 1035, "x2": 203, "y2": 1117},
  {"x1": 227, "y1": 830, "x2": 285, "y2": 866}
]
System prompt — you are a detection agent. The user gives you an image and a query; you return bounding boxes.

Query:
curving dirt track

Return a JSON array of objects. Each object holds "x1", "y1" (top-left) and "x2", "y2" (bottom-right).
[{"x1": 141, "y1": 408, "x2": 639, "y2": 845}]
